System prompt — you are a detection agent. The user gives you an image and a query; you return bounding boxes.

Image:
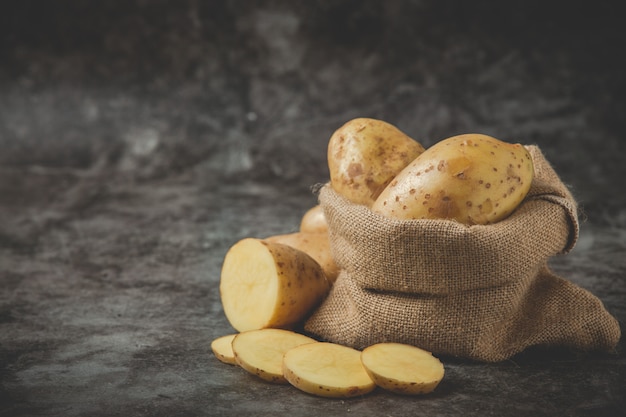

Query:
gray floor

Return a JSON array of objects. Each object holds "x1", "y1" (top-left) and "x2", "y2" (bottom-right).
[{"x1": 1, "y1": 2, "x2": 624, "y2": 416}]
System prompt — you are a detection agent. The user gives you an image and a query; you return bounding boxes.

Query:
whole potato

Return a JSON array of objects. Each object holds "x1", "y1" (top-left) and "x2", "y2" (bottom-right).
[
  {"x1": 328, "y1": 118, "x2": 425, "y2": 207},
  {"x1": 371, "y1": 133, "x2": 534, "y2": 225},
  {"x1": 299, "y1": 205, "x2": 328, "y2": 234}
]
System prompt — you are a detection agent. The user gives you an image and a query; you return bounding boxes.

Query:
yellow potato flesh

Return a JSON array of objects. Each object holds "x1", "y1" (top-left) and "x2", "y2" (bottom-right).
[
  {"x1": 328, "y1": 117, "x2": 425, "y2": 207},
  {"x1": 211, "y1": 334, "x2": 238, "y2": 365},
  {"x1": 299, "y1": 205, "x2": 328, "y2": 234},
  {"x1": 372, "y1": 133, "x2": 534, "y2": 224},
  {"x1": 232, "y1": 329, "x2": 316, "y2": 384},
  {"x1": 360, "y1": 343, "x2": 444, "y2": 395},
  {"x1": 264, "y1": 232, "x2": 339, "y2": 284},
  {"x1": 283, "y1": 342, "x2": 376, "y2": 398},
  {"x1": 220, "y1": 238, "x2": 330, "y2": 332}
]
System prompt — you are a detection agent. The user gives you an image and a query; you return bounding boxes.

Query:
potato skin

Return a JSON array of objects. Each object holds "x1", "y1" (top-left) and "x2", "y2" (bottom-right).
[
  {"x1": 265, "y1": 232, "x2": 339, "y2": 284},
  {"x1": 328, "y1": 118, "x2": 425, "y2": 207},
  {"x1": 260, "y1": 240, "x2": 331, "y2": 329},
  {"x1": 299, "y1": 205, "x2": 328, "y2": 234},
  {"x1": 371, "y1": 133, "x2": 534, "y2": 225}
]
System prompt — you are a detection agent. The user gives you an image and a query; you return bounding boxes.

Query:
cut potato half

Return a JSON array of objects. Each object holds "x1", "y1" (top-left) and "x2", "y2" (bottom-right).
[
  {"x1": 232, "y1": 329, "x2": 317, "y2": 384},
  {"x1": 220, "y1": 238, "x2": 330, "y2": 332},
  {"x1": 211, "y1": 334, "x2": 238, "y2": 365},
  {"x1": 360, "y1": 343, "x2": 444, "y2": 395},
  {"x1": 283, "y1": 342, "x2": 376, "y2": 398}
]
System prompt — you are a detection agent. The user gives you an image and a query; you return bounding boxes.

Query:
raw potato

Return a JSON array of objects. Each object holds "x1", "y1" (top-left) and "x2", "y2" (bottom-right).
[
  {"x1": 232, "y1": 329, "x2": 317, "y2": 384},
  {"x1": 283, "y1": 342, "x2": 376, "y2": 398},
  {"x1": 220, "y1": 238, "x2": 330, "y2": 332},
  {"x1": 211, "y1": 334, "x2": 237, "y2": 365},
  {"x1": 360, "y1": 343, "x2": 444, "y2": 395},
  {"x1": 265, "y1": 232, "x2": 339, "y2": 284},
  {"x1": 328, "y1": 117, "x2": 425, "y2": 207},
  {"x1": 372, "y1": 133, "x2": 534, "y2": 224},
  {"x1": 299, "y1": 205, "x2": 328, "y2": 234}
]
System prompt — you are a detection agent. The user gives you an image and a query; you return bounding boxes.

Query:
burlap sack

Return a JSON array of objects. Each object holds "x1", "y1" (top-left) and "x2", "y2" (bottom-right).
[{"x1": 305, "y1": 146, "x2": 621, "y2": 362}]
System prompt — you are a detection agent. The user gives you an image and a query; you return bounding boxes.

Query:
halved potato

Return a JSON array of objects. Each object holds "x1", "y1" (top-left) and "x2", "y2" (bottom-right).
[{"x1": 220, "y1": 238, "x2": 330, "y2": 332}]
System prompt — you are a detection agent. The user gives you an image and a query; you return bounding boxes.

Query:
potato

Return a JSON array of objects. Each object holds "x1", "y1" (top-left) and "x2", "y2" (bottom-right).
[
  {"x1": 283, "y1": 342, "x2": 376, "y2": 398},
  {"x1": 360, "y1": 343, "x2": 444, "y2": 395},
  {"x1": 211, "y1": 334, "x2": 238, "y2": 365},
  {"x1": 299, "y1": 205, "x2": 328, "y2": 234},
  {"x1": 220, "y1": 238, "x2": 330, "y2": 332},
  {"x1": 231, "y1": 329, "x2": 316, "y2": 384},
  {"x1": 372, "y1": 133, "x2": 534, "y2": 225},
  {"x1": 265, "y1": 232, "x2": 339, "y2": 284},
  {"x1": 328, "y1": 117, "x2": 425, "y2": 206}
]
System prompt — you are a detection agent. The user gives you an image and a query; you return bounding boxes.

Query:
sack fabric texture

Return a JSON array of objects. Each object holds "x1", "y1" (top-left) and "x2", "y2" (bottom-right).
[{"x1": 304, "y1": 145, "x2": 621, "y2": 362}]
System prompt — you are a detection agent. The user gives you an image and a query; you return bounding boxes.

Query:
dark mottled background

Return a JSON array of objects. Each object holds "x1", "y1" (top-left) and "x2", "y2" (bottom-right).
[{"x1": 1, "y1": 1, "x2": 624, "y2": 416}]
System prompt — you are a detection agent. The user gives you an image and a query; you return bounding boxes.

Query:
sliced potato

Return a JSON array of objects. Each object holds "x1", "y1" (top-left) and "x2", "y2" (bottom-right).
[
  {"x1": 220, "y1": 238, "x2": 330, "y2": 332},
  {"x1": 283, "y1": 342, "x2": 376, "y2": 398},
  {"x1": 211, "y1": 334, "x2": 238, "y2": 365},
  {"x1": 264, "y1": 232, "x2": 339, "y2": 284},
  {"x1": 299, "y1": 205, "x2": 328, "y2": 234},
  {"x1": 360, "y1": 343, "x2": 444, "y2": 395},
  {"x1": 232, "y1": 329, "x2": 317, "y2": 384}
]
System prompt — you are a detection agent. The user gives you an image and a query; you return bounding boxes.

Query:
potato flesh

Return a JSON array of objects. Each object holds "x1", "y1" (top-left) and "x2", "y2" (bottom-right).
[
  {"x1": 220, "y1": 239, "x2": 279, "y2": 331},
  {"x1": 264, "y1": 232, "x2": 339, "y2": 284},
  {"x1": 328, "y1": 118, "x2": 425, "y2": 207},
  {"x1": 372, "y1": 133, "x2": 534, "y2": 224},
  {"x1": 360, "y1": 343, "x2": 444, "y2": 395},
  {"x1": 220, "y1": 238, "x2": 330, "y2": 332},
  {"x1": 211, "y1": 334, "x2": 238, "y2": 365},
  {"x1": 232, "y1": 329, "x2": 316, "y2": 384},
  {"x1": 283, "y1": 342, "x2": 376, "y2": 398}
]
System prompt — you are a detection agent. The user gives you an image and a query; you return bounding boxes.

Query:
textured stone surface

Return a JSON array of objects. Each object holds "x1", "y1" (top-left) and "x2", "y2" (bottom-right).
[{"x1": 1, "y1": 1, "x2": 624, "y2": 416}]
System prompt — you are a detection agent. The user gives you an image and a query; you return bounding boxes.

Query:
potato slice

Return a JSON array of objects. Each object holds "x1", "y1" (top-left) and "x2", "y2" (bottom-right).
[
  {"x1": 264, "y1": 232, "x2": 339, "y2": 284},
  {"x1": 360, "y1": 343, "x2": 444, "y2": 395},
  {"x1": 211, "y1": 334, "x2": 237, "y2": 365},
  {"x1": 232, "y1": 329, "x2": 317, "y2": 384},
  {"x1": 283, "y1": 342, "x2": 376, "y2": 398},
  {"x1": 299, "y1": 205, "x2": 328, "y2": 234},
  {"x1": 220, "y1": 238, "x2": 330, "y2": 332}
]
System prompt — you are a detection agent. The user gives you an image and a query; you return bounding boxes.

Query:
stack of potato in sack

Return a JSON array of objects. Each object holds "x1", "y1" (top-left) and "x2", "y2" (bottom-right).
[{"x1": 212, "y1": 118, "x2": 621, "y2": 398}]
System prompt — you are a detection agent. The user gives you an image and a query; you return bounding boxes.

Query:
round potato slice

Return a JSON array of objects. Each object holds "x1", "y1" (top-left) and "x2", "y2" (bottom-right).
[
  {"x1": 283, "y1": 342, "x2": 376, "y2": 398},
  {"x1": 211, "y1": 334, "x2": 238, "y2": 365},
  {"x1": 232, "y1": 328, "x2": 317, "y2": 384},
  {"x1": 360, "y1": 343, "x2": 444, "y2": 395}
]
